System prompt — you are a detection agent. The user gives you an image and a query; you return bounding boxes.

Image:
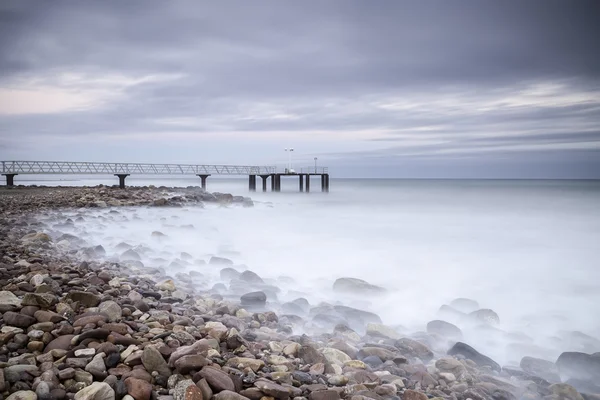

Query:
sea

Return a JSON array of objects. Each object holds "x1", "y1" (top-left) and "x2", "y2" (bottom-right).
[{"x1": 17, "y1": 175, "x2": 600, "y2": 367}]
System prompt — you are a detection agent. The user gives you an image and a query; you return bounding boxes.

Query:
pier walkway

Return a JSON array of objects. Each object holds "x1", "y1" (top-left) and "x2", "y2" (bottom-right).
[{"x1": 1, "y1": 161, "x2": 330, "y2": 192}]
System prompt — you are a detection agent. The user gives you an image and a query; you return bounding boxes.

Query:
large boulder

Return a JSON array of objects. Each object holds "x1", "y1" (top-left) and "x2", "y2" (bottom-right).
[
  {"x1": 520, "y1": 356, "x2": 560, "y2": 383},
  {"x1": 556, "y1": 352, "x2": 600, "y2": 383},
  {"x1": 333, "y1": 277, "x2": 385, "y2": 295},
  {"x1": 240, "y1": 291, "x2": 267, "y2": 306},
  {"x1": 450, "y1": 298, "x2": 479, "y2": 313},
  {"x1": 395, "y1": 338, "x2": 434, "y2": 362},
  {"x1": 426, "y1": 320, "x2": 462, "y2": 339},
  {"x1": 448, "y1": 342, "x2": 500, "y2": 371},
  {"x1": 468, "y1": 309, "x2": 500, "y2": 325}
]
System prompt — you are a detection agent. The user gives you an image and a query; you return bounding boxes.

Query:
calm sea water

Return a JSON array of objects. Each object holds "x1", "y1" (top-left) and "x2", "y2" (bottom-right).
[{"x1": 20, "y1": 176, "x2": 600, "y2": 365}]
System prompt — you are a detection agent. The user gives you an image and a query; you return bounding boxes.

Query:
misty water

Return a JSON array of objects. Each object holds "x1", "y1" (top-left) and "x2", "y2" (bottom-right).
[{"x1": 27, "y1": 177, "x2": 600, "y2": 368}]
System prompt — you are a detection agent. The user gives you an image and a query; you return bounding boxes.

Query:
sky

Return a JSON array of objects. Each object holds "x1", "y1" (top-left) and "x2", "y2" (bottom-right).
[{"x1": 1, "y1": 1, "x2": 599, "y2": 178}]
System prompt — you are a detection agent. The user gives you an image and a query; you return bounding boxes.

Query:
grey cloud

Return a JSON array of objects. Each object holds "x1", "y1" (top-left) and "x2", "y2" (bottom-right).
[{"x1": 0, "y1": 1, "x2": 599, "y2": 177}]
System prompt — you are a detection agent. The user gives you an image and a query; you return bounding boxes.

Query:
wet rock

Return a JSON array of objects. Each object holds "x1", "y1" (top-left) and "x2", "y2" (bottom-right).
[
  {"x1": 240, "y1": 291, "x2": 267, "y2": 306},
  {"x1": 394, "y1": 338, "x2": 433, "y2": 362},
  {"x1": 209, "y1": 256, "x2": 233, "y2": 265},
  {"x1": 239, "y1": 270, "x2": 264, "y2": 284},
  {"x1": 220, "y1": 268, "x2": 240, "y2": 281},
  {"x1": 322, "y1": 347, "x2": 352, "y2": 365},
  {"x1": 366, "y1": 323, "x2": 400, "y2": 340},
  {"x1": 448, "y1": 342, "x2": 500, "y2": 371},
  {"x1": 450, "y1": 298, "x2": 479, "y2": 313},
  {"x1": 556, "y1": 352, "x2": 600, "y2": 383},
  {"x1": 520, "y1": 356, "x2": 561, "y2": 383},
  {"x1": 468, "y1": 309, "x2": 500, "y2": 325},
  {"x1": 548, "y1": 383, "x2": 584, "y2": 400},
  {"x1": 332, "y1": 277, "x2": 385, "y2": 295},
  {"x1": 426, "y1": 320, "x2": 462, "y2": 339}
]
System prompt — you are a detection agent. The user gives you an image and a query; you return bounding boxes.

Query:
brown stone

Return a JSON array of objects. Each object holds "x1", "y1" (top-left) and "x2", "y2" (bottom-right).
[
  {"x1": 402, "y1": 389, "x2": 428, "y2": 400},
  {"x1": 309, "y1": 390, "x2": 340, "y2": 400},
  {"x1": 44, "y1": 334, "x2": 75, "y2": 352},
  {"x1": 3, "y1": 311, "x2": 36, "y2": 328},
  {"x1": 197, "y1": 366, "x2": 235, "y2": 393},
  {"x1": 175, "y1": 355, "x2": 210, "y2": 374},
  {"x1": 34, "y1": 310, "x2": 65, "y2": 323},
  {"x1": 254, "y1": 380, "x2": 291, "y2": 399},
  {"x1": 125, "y1": 377, "x2": 152, "y2": 400},
  {"x1": 73, "y1": 315, "x2": 107, "y2": 327}
]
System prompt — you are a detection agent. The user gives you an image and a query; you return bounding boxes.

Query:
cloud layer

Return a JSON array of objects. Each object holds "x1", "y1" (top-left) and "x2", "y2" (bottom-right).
[{"x1": 1, "y1": 1, "x2": 599, "y2": 177}]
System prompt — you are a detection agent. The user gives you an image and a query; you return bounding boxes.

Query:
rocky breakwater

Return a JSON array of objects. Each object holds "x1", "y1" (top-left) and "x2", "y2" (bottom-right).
[{"x1": 0, "y1": 187, "x2": 597, "y2": 400}]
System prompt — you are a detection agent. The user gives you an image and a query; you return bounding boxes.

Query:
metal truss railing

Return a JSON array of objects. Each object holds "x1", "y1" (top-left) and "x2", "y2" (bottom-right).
[
  {"x1": 1, "y1": 161, "x2": 277, "y2": 176},
  {"x1": 299, "y1": 166, "x2": 329, "y2": 174}
]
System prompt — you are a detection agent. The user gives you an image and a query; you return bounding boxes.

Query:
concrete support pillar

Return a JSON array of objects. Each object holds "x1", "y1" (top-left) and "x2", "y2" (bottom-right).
[
  {"x1": 299, "y1": 174, "x2": 304, "y2": 192},
  {"x1": 321, "y1": 174, "x2": 326, "y2": 192},
  {"x1": 248, "y1": 175, "x2": 256, "y2": 192},
  {"x1": 260, "y1": 175, "x2": 269, "y2": 192},
  {"x1": 325, "y1": 174, "x2": 330, "y2": 192},
  {"x1": 274, "y1": 174, "x2": 281, "y2": 192},
  {"x1": 305, "y1": 174, "x2": 310, "y2": 192},
  {"x1": 2, "y1": 174, "x2": 17, "y2": 187},
  {"x1": 197, "y1": 174, "x2": 210, "y2": 190},
  {"x1": 114, "y1": 174, "x2": 129, "y2": 189},
  {"x1": 271, "y1": 174, "x2": 276, "y2": 191}
]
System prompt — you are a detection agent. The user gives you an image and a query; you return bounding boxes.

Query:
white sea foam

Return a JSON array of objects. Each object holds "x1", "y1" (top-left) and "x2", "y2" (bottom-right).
[{"x1": 36, "y1": 178, "x2": 600, "y2": 366}]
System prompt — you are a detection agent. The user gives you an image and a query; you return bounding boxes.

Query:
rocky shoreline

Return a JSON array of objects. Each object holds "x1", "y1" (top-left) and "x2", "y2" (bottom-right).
[{"x1": 0, "y1": 186, "x2": 598, "y2": 400}]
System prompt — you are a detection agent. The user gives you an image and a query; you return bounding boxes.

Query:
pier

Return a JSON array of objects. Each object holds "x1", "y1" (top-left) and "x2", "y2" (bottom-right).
[{"x1": 1, "y1": 161, "x2": 330, "y2": 192}]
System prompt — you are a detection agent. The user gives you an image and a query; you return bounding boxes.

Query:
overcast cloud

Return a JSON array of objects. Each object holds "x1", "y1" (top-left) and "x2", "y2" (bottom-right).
[{"x1": 1, "y1": 1, "x2": 599, "y2": 178}]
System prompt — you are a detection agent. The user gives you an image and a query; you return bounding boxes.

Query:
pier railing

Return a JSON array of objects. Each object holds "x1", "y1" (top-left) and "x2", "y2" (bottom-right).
[
  {"x1": 299, "y1": 166, "x2": 329, "y2": 174},
  {"x1": 1, "y1": 161, "x2": 276, "y2": 175}
]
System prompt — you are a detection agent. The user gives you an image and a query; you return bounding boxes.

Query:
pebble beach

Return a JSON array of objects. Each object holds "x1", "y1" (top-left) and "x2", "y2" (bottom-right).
[{"x1": 1, "y1": 185, "x2": 599, "y2": 400}]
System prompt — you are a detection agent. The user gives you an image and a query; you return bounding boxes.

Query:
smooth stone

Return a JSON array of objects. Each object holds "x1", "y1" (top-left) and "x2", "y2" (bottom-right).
[
  {"x1": 66, "y1": 291, "x2": 101, "y2": 307},
  {"x1": 141, "y1": 345, "x2": 171, "y2": 377},
  {"x1": 448, "y1": 342, "x2": 500, "y2": 371},
  {"x1": 556, "y1": 351, "x2": 600, "y2": 382},
  {"x1": 366, "y1": 323, "x2": 400, "y2": 340},
  {"x1": 308, "y1": 390, "x2": 340, "y2": 400},
  {"x1": 426, "y1": 320, "x2": 463, "y2": 339},
  {"x1": 98, "y1": 301, "x2": 122, "y2": 322},
  {"x1": 449, "y1": 298, "x2": 479, "y2": 313},
  {"x1": 468, "y1": 309, "x2": 500, "y2": 325},
  {"x1": 6, "y1": 391, "x2": 38, "y2": 400},
  {"x1": 3, "y1": 311, "x2": 36, "y2": 328},
  {"x1": 44, "y1": 334, "x2": 75, "y2": 352},
  {"x1": 74, "y1": 382, "x2": 115, "y2": 400},
  {"x1": 226, "y1": 357, "x2": 265, "y2": 372},
  {"x1": 174, "y1": 355, "x2": 210, "y2": 374},
  {"x1": 213, "y1": 390, "x2": 250, "y2": 400},
  {"x1": 520, "y1": 356, "x2": 561, "y2": 383},
  {"x1": 125, "y1": 377, "x2": 152, "y2": 400},
  {"x1": 332, "y1": 277, "x2": 385, "y2": 295},
  {"x1": 394, "y1": 338, "x2": 433, "y2": 362},
  {"x1": 0, "y1": 291, "x2": 22, "y2": 307},
  {"x1": 198, "y1": 366, "x2": 235, "y2": 392},
  {"x1": 401, "y1": 389, "x2": 428, "y2": 400},
  {"x1": 240, "y1": 291, "x2": 267, "y2": 306}
]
